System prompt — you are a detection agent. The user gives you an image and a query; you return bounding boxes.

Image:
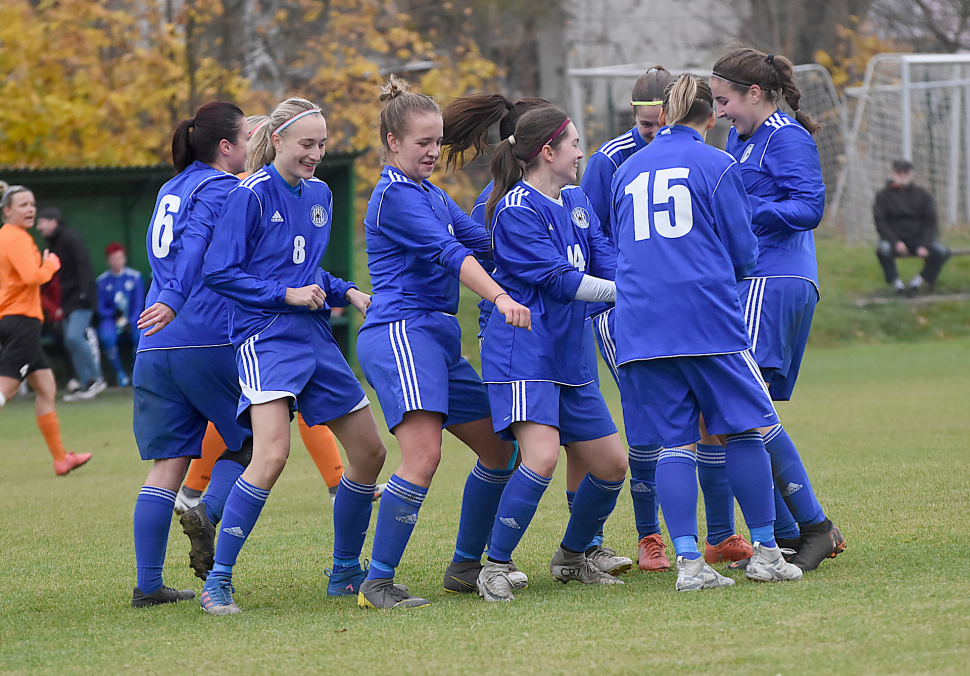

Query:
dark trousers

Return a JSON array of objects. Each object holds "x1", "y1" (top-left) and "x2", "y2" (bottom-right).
[{"x1": 876, "y1": 239, "x2": 951, "y2": 286}]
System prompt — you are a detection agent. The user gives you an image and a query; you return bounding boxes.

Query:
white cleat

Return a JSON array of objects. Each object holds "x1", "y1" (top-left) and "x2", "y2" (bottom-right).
[
  {"x1": 477, "y1": 560, "x2": 515, "y2": 602},
  {"x1": 746, "y1": 542, "x2": 804, "y2": 583},
  {"x1": 587, "y1": 545, "x2": 634, "y2": 576},
  {"x1": 550, "y1": 546, "x2": 623, "y2": 585},
  {"x1": 174, "y1": 486, "x2": 203, "y2": 515},
  {"x1": 675, "y1": 556, "x2": 736, "y2": 591},
  {"x1": 507, "y1": 559, "x2": 529, "y2": 589}
]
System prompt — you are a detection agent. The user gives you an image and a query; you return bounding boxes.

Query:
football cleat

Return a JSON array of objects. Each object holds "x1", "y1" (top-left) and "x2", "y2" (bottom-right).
[
  {"x1": 357, "y1": 578, "x2": 430, "y2": 609},
  {"x1": 53, "y1": 452, "x2": 92, "y2": 476},
  {"x1": 637, "y1": 533, "x2": 671, "y2": 571},
  {"x1": 180, "y1": 504, "x2": 215, "y2": 581},
  {"x1": 745, "y1": 542, "x2": 803, "y2": 583},
  {"x1": 174, "y1": 486, "x2": 203, "y2": 515},
  {"x1": 199, "y1": 577, "x2": 241, "y2": 615},
  {"x1": 550, "y1": 546, "x2": 623, "y2": 585},
  {"x1": 443, "y1": 560, "x2": 482, "y2": 594},
  {"x1": 477, "y1": 561, "x2": 515, "y2": 602},
  {"x1": 789, "y1": 519, "x2": 846, "y2": 571},
  {"x1": 675, "y1": 556, "x2": 736, "y2": 592},
  {"x1": 587, "y1": 545, "x2": 634, "y2": 575},
  {"x1": 507, "y1": 559, "x2": 529, "y2": 589},
  {"x1": 132, "y1": 585, "x2": 196, "y2": 608},
  {"x1": 704, "y1": 533, "x2": 753, "y2": 564}
]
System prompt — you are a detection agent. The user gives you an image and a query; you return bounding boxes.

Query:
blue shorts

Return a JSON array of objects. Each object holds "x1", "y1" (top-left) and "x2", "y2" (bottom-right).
[
  {"x1": 237, "y1": 313, "x2": 369, "y2": 429},
  {"x1": 133, "y1": 345, "x2": 248, "y2": 461},
  {"x1": 592, "y1": 306, "x2": 619, "y2": 386},
  {"x1": 357, "y1": 312, "x2": 491, "y2": 432},
  {"x1": 739, "y1": 277, "x2": 818, "y2": 401},
  {"x1": 618, "y1": 351, "x2": 779, "y2": 449},
  {"x1": 488, "y1": 380, "x2": 617, "y2": 445}
]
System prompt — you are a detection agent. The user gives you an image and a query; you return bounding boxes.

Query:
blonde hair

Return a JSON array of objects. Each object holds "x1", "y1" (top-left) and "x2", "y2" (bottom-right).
[
  {"x1": 245, "y1": 115, "x2": 269, "y2": 174},
  {"x1": 378, "y1": 75, "x2": 441, "y2": 164},
  {"x1": 663, "y1": 74, "x2": 714, "y2": 127},
  {"x1": 0, "y1": 181, "x2": 31, "y2": 213},
  {"x1": 247, "y1": 98, "x2": 322, "y2": 172}
]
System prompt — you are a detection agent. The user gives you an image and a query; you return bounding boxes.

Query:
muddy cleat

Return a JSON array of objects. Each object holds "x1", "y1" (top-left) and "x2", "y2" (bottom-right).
[
  {"x1": 550, "y1": 546, "x2": 624, "y2": 585},
  {"x1": 675, "y1": 556, "x2": 736, "y2": 592},
  {"x1": 745, "y1": 542, "x2": 803, "y2": 582},
  {"x1": 199, "y1": 578, "x2": 241, "y2": 615},
  {"x1": 587, "y1": 545, "x2": 634, "y2": 575},
  {"x1": 174, "y1": 486, "x2": 203, "y2": 515},
  {"x1": 180, "y1": 504, "x2": 215, "y2": 581},
  {"x1": 132, "y1": 585, "x2": 196, "y2": 608},
  {"x1": 358, "y1": 578, "x2": 430, "y2": 609},
  {"x1": 704, "y1": 533, "x2": 753, "y2": 564},
  {"x1": 637, "y1": 533, "x2": 671, "y2": 571},
  {"x1": 54, "y1": 452, "x2": 92, "y2": 476},
  {"x1": 789, "y1": 519, "x2": 846, "y2": 571},
  {"x1": 477, "y1": 560, "x2": 515, "y2": 602},
  {"x1": 507, "y1": 559, "x2": 529, "y2": 589},
  {"x1": 443, "y1": 560, "x2": 482, "y2": 594}
]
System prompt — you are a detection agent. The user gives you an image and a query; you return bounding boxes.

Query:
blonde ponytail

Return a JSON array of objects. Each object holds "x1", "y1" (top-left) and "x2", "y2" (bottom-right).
[{"x1": 662, "y1": 74, "x2": 713, "y2": 127}]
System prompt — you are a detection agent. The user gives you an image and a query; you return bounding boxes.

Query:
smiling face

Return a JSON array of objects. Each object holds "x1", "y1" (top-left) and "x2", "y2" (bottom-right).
[
  {"x1": 387, "y1": 110, "x2": 443, "y2": 183},
  {"x1": 633, "y1": 104, "x2": 663, "y2": 144},
  {"x1": 272, "y1": 113, "x2": 327, "y2": 186},
  {"x1": 549, "y1": 122, "x2": 583, "y2": 185},
  {"x1": 3, "y1": 190, "x2": 36, "y2": 229},
  {"x1": 710, "y1": 77, "x2": 775, "y2": 137}
]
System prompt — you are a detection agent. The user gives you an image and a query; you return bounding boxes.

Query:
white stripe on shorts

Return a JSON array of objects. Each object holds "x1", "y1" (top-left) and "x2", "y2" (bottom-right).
[
  {"x1": 511, "y1": 381, "x2": 527, "y2": 422},
  {"x1": 744, "y1": 277, "x2": 766, "y2": 353},
  {"x1": 389, "y1": 320, "x2": 422, "y2": 411},
  {"x1": 740, "y1": 348, "x2": 775, "y2": 408},
  {"x1": 596, "y1": 311, "x2": 618, "y2": 375}
]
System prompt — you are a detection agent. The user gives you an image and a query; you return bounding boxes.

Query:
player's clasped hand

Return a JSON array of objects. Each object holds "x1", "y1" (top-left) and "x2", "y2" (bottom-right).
[
  {"x1": 494, "y1": 293, "x2": 531, "y2": 330},
  {"x1": 345, "y1": 288, "x2": 371, "y2": 318},
  {"x1": 138, "y1": 302, "x2": 176, "y2": 336},
  {"x1": 285, "y1": 284, "x2": 327, "y2": 310}
]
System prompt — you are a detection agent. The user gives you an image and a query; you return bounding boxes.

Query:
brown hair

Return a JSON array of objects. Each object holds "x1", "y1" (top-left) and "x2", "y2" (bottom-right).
[
  {"x1": 485, "y1": 106, "x2": 570, "y2": 225},
  {"x1": 441, "y1": 94, "x2": 552, "y2": 171},
  {"x1": 632, "y1": 65, "x2": 673, "y2": 102},
  {"x1": 171, "y1": 101, "x2": 246, "y2": 173},
  {"x1": 378, "y1": 75, "x2": 442, "y2": 164},
  {"x1": 712, "y1": 47, "x2": 820, "y2": 134},
  {"x1": 247, "y1": 98, "x2": 323, "y2": 172},
  {"x1": 663, "y1": 74, "x2": 714, "y2": 127}
]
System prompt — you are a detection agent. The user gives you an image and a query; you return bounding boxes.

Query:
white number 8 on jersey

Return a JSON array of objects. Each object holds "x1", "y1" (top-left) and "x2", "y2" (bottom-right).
[{"x1": 293, "y1": 235, "x2": 306, "y2": 264}]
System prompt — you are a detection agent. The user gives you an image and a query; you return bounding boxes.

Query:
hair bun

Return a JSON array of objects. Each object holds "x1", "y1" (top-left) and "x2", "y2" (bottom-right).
[{"x1": 379, "y1": 75, "x2": 411, "y2": 103}]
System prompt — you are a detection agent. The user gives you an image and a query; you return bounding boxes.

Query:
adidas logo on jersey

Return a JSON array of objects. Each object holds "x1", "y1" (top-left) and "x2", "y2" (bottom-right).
[
  {"x1": 223, "y1": 526, "x2": 245, "y2": 538},
  {"x1": 630, "y1": 482, "x2": 649, "y2": 493},
  {"x1": 499, "y1": 517, "x2": 521, "y2": 529},
  {"x1": 271, "y1": 210, "x2": 284, "y2": 223},
  {"x1": 395, "y1": 513, "x2": 419, "y2": 525},
  {"x1": 781, "y1": 482, "x2": 803, "y2": 497}
]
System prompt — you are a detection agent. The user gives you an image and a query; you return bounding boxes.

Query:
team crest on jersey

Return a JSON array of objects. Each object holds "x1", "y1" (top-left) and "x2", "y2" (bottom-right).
[
  {"x1": 310, "y1": 204, "x2": 328, "y2": 228},
  {"x1": 571, "y1": 207, "x2": 590, "y2": 229},
  {"x1": 740, "y1": 144, "x2": 754, "y2": 163}
]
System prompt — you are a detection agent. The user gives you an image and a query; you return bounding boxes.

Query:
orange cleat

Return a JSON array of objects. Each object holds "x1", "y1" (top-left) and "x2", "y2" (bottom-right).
[
  {"x1": 637, "y1": 533, "x2": 671, "y2": 571},
  {"x1": 54, "y1": 452, "x2": 92, "y2": 476},
  {"x1": 704, "y1": 534, "x2": 753, "y2": 564}
]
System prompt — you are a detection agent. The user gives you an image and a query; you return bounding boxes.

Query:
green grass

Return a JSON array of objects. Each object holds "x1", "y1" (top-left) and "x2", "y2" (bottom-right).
[{"x1": 2, "y1": 340, "x2": 969, "y2": 675}]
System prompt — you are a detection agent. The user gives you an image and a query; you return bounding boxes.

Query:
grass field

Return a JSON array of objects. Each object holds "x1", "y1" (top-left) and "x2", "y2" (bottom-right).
[{"x1": 2, "y1": 339, "x2": 969, "y2": 675}]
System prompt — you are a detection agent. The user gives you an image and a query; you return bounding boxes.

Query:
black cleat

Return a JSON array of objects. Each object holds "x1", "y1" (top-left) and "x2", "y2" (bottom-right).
[
  {"x1": 789, "y1": 519, "x2": 846, "y2": 571},
  {"x1": 132, "y1": 585, "x2": 196, "y2": 608},
  {"x1": 180, "y1": 503, "x2": 215, "y2": 581},
  {"x1": 443, "y1": 560, "x2": 483, "y2": 594}
]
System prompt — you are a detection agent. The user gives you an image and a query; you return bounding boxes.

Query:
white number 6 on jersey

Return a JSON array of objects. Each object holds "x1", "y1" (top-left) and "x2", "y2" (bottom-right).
[
  {"x1": 151, "y1": 195, "x2": 181, "y2": 258},
  {"x1": 293, "y1": 235, "x2": 306, "y2": 264}
]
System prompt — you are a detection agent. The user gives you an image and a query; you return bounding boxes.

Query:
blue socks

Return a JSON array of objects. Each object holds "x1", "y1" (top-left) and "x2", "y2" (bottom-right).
[
  {"x1": 561, "y1": 474, "x2": 624, "y2": 553},
  {"x1": 724, "y1": 432, "x2": 776, "y2": 549},
  {"x1": 332, "y1": 475, "x2": 377, "y2": 572},
  {"x1": 210, "y1": 477, "x2": 270, "y2": 581},
  {"x1": 367, "y1": 474, "x2": 427, "y2": 580},
  {"x1": 696, "y1": 443, "x2": 735, "y2": 546},
  {"x1": 628, "y1": 445, "x2": 661, "y2": 538},
  {"x1": 133, "y1": 486, "x2": 177, "y2": 594},
  {"x1": 202, "y1": 457, "x2": 246, "y2": 524},
  {"x1": 773, "y1": 483, "x2": 801, "y2": 541},
  {"x1": 564, "y1": 489, "x2": 605, "y2": 549},
  {"x1": 655, "y1": 447, "x2": 700, "y2": 557},
  {"x1": 489, "y1": 465, "x2": 551, "y2": 562},
  {"x1": 453, "y1": 462, "x2": 513, "y2": 563},
  {"x1": 763, "y1": 424, "x2": 826, "y2": 528}
]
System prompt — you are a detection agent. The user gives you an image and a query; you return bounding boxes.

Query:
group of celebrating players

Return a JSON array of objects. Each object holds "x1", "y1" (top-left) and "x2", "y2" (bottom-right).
[{"x1": 125, "y1": 45, "x2": 846, "y2": 614}]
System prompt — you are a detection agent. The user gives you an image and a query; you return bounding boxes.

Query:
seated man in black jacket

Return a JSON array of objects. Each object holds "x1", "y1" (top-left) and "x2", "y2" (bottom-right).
[{"x1": 874, "y1": 159, "x2": 951, "y2": 295}]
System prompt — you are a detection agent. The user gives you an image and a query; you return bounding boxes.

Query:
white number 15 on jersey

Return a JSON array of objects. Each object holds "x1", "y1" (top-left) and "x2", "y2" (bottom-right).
[{"x1": 623, "y1": 168, "x2": 693, "y2": 241}]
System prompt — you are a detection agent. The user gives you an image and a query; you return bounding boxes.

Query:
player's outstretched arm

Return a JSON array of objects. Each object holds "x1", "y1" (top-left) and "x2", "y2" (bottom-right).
[{"x1": 458, "y1": 256, "x2": 530, "y2": 329}]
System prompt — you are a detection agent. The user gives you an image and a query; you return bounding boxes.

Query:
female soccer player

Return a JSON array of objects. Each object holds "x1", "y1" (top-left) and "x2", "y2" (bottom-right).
[
  {"x1": 442, "y1": 93, "x2": 633, "y2": 578},
  {"x1": 0, "y1": 183, "x2": 91, "y2": 475},
  {"x1": 355, "y1": 77, "x2": 530, "y2": 609},
  {"x1": 471, "y1": 104, "x2": 629, "y2": 602},
  {"x1": 199, "y1": 97, "x2": 388, "y2": 615},
  {"x1": 710, "y1": 47, "x2": 845, "y2": 572},
  {"x1": 612, "y1": 73, "x2": 802, "y2": 590},
  {"x1": 130, "y1": 101, "x2": 253, "y2": 608}
]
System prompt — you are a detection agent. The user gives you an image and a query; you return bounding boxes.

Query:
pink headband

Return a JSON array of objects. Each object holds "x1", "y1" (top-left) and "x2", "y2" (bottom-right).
[
  {"x1": 524, "y1": 117, "x2": 571, "y2": 162},
  {"x1": 249, "y1": 118, "x2": 270, "y2": 139},
  {"x1": 274, "y1": 109, "x2": 322, "y2": 135}
]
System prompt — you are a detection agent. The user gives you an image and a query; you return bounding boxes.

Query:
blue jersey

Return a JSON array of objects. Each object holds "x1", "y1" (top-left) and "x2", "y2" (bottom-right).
[
  {"x1": 362, "y1": 166, "x2": 491, "y2": 328},
  {"x1": 140, "y1": 162, "x2": 238, "y2": 351},
  {"x1": 203, "y1": 164, "x2": 355, "y2": 346},
  {"x1": 726, "y1": 111, "x2": 824, "y2": 289},
  {"x1": 482, "y1": 181, "x2": 615, "y2": 385},
  {"x1": 580, "y1": 126, "x2": 648, "y2": 243},
  {"x1": 611, "y1": 125, "x2": 758, "y2": 363},
  {"x1": 97, "y1": 267, "x2": 144, "y2": 327}
]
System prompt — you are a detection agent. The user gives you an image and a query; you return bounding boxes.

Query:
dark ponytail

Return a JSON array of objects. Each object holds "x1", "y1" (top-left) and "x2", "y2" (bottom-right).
[
  {"x1": 172, "y1": 101, "x2": 246, "y2": 173},
  {"x1": 441, "y1": 94, "x2": 552, "y2": 171},
  {"x1": 485, "y1": 106, "x2": 570, "y2": 225},
  {"x1": 712, "y1": 47, "x2": 820, "y2": 135}
]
